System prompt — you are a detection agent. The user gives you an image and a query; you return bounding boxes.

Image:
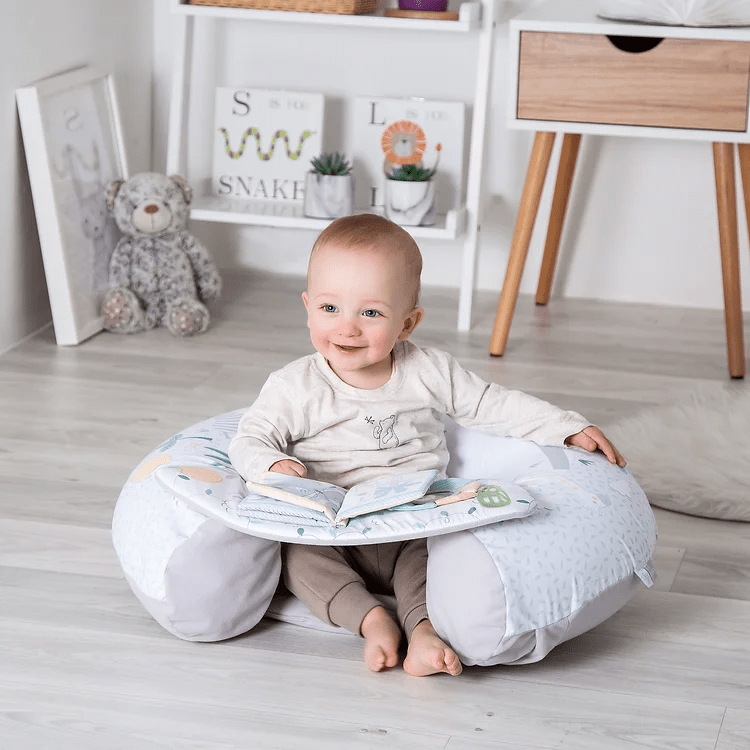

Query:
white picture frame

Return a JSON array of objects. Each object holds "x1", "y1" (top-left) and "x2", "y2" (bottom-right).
[{"x1": 17, "y1": 66, "x2": 129, "y2": 346}]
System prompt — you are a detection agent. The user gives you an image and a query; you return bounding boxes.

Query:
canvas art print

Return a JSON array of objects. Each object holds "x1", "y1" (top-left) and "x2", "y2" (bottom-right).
[
  {"x1": 353, "y1": 97, "x2": 466, "y2": 216},
  {"x1": 17, "y1": 67, "x2": 127, "y2": 346},
  {"x1": 213, "y1": 88, "x2": 324, "y2": 203}
]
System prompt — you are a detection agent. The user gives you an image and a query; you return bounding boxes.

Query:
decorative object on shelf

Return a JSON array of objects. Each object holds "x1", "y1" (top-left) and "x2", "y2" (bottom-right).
[
  {"x1": 101, "y1": 173, "x2": 222, "y2": 337},
  {"x1": 384, "y1": 0, "x2": 459, "y2": 20},
  {"x1": 353, "y1": 97, "x2": 465, "y2": 218},
  {"x1": 16, "y1": 66, "x2": 128, "y2": 346},
  {"x1": 597, "y1": 0, "x2": 750, "y2": 26},
  {"x1": 189, "y1": 0, "x2": 378, "y2": 15},
  {"x1": 399, "y1": 0, "x2": 446, "y2": 9},
  {"x1": 384, "y1": 161, "x2": 439, "y2": 226},
  {"x1": 303, "y1": 151, "x2": 355, "y2": 219},
  {"x1": 213, "y1": 87, "x2": 323, "y2": 203}
]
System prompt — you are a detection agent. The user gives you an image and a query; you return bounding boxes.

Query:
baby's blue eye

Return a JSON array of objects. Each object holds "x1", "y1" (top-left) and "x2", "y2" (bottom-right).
[
  {"x1": 362, "y1": 309, "x2": 381, "y2": 318},
  {"x1": 322, "y1": 304, "x2": 338, "y2": 313}
]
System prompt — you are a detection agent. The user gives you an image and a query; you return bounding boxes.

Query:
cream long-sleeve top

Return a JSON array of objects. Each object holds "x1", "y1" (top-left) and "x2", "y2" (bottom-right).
[{"x1": 228, "y1": 341, "x2": 591, "y2": 489}]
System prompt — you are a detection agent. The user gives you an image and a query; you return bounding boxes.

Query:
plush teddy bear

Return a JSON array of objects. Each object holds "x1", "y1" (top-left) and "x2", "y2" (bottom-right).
[{"x1": 100, "y1": 172, "x2": 222, "y2": 336}]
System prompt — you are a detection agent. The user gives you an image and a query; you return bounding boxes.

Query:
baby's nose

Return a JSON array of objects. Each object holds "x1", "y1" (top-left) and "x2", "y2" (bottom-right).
[{"x1": 339, "y1": 318, "x2": 362, "y2": 336}]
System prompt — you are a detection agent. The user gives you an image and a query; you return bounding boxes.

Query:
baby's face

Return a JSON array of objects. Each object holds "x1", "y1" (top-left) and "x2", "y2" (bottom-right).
[{"x1": 302, "y1": 242, "x2": 422, "y2": 389}]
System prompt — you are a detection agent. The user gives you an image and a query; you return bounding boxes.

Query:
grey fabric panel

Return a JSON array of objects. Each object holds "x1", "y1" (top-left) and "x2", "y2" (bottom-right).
[
  {"x1": 126, "y1": 519, "x2": 281, "y2": 642},
  {"x1": 490, "y1": 573, "x2": 641, "y2": 666},
  {"x1": 427, "y1": 529, "x2": 643, "y2": 667},
  {"x1": 164, "y1": 520, "x2": 281, "y2": 641},
  {"x1": 426, "y1": 530, "x2": 508, "y2": 665},
  {"x1": 558, "y1": 573, "x2": 640, "y2": 643}
]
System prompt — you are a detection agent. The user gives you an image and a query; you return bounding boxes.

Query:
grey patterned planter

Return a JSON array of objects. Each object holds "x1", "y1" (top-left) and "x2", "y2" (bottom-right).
[
  {"x1": 384, "y1": 179, "x2": 436, "y2": 226},
  {"x1": 303, "y1": 172, "x2": 354, "y2": 219}
]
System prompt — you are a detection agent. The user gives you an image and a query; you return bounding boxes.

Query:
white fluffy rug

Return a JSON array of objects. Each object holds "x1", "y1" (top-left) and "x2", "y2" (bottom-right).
[{"x1": 605, "y1": 389, "x2": 750, "y2": 522}]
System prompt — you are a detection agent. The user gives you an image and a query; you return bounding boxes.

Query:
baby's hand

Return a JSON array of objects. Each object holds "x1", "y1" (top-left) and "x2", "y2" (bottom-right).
[
  {"x1": 269, "y1": 459, "x2": 308, "y2": 478},
  {"x1": 565, "y1": 426, "x2": 626, "y2": 467}
]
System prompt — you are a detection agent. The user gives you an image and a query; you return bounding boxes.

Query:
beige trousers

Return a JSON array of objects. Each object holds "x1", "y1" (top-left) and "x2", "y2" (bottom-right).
[{"x1": 282, "y1": 539, "x2": 429, "y2": 639}]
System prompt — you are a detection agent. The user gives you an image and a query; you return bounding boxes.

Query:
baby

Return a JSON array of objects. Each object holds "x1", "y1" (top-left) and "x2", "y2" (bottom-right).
[{"x1": 229, "y1": 214, "x2": 624, "y2": 677}]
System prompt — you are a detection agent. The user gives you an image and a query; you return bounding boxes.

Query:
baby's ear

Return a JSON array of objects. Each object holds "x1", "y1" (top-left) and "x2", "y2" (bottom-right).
[{"x1": 398, "y1": 307, "x2": 424, "y2": 340}]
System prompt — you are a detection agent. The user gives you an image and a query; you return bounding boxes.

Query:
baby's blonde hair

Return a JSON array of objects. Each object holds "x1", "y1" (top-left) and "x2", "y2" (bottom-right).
[{"x1": 309, "y1": 214, "x2": 423, "y2": 308}]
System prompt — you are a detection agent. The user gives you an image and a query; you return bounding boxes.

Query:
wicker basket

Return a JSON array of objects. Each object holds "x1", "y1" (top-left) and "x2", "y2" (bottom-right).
[{"x1": 189, "y1": 0, "x2": 378, "y2": 14}]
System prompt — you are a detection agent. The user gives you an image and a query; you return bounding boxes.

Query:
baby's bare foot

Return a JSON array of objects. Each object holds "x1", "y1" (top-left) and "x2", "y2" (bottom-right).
[
  {"x1": 403, "y1": 619, "x2": 462, "y2": 677},
  {"x1": 360, "y1": 606, "x2": 402, "y2": 672}
]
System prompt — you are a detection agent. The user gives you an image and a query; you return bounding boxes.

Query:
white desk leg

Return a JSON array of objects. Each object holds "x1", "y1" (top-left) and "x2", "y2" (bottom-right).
[{"x1": 713, "y1": 142, "x2": 745, "y2": 379}]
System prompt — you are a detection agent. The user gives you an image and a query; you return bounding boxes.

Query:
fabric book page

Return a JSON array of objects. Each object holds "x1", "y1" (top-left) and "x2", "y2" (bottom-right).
[
  {"x1": 245, "y1": 475, "x2": 346, "y2": 523},
  {"x1": 335, "y1": 469, "x2": 440, "y2": 524}
]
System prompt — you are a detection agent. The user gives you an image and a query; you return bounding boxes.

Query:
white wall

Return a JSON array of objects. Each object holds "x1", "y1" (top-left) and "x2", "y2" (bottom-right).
[
  {"x1": 152, "y1": 0, "x2": 750, "y2": 317},
  {"x1": 2, "y1": 0, "x2": 153, "y2": 354}
]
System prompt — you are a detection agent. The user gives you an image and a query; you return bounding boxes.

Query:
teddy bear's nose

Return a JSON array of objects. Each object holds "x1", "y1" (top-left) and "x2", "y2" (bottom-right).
[{"x1": 144, "y1": 204, "x2": 159, "y2": 214}]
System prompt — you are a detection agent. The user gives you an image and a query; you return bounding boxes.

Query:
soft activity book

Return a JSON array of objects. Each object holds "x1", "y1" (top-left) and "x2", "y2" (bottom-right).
[{"x1": 238, "y1": 469, "x2": 516, "y2": 527}]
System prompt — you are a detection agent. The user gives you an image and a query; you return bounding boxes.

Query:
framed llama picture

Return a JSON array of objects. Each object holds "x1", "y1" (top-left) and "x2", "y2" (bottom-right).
[
  {"x1": 353, "y1": 97, "x2": 466, "y2": 216},
  {"x1": 17, "y1": 66, "x2": 128, "y2": 346},
  {"x1": 212, "y1": 87, "x2": 324, "y2": 203}
]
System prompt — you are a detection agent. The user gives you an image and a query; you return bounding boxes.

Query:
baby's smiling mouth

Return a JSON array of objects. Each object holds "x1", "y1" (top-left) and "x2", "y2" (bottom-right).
[{"x1": 334, "y1": 344, "x2": 363, "y2": 352}]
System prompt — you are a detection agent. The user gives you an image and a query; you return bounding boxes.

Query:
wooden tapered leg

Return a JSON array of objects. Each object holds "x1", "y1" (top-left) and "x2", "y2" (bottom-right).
[
  {"x1": 737, "y1": 143, "x2": 750, "y2": 246},
  {"x1": 536, "y1": 133, "x2": 582, "y2": 305},
  {"x1": 490, "y1": 132, "x2": 556, "y2": 356},
  {"x1": 712, "y1": 142, "x2": 745, "y2": 378}
]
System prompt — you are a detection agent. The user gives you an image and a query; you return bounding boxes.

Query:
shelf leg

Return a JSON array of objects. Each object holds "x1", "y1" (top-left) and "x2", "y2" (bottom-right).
[
  {"x1": 712, "y1": 142, "x2": 745, "y2": 378},
  {"x1": 536, "y1": 132, "x2": 581, "y2": 306},
  {"x1": 489, "y1": 131, "x2": 556, "y2": 356},
  {"x1": 457, "y1": 0, "x2": 498, "y2": 333},
  {"x1": 166, "y1": 13, "x2": 194, "y2": 176}
]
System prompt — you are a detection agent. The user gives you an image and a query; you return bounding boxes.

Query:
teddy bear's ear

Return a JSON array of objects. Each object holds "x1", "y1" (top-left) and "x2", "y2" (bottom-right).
[
  {"x1": 169, "y1": 174, "x2": 193, "y2": 205},
  {"x1": 104, "y1": 179, "x2": 125, "y2": 213}
]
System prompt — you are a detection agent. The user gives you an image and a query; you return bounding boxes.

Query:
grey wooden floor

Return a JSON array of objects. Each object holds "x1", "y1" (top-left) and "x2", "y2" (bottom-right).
[{"x1": 2, "y1": 271, "x2": 749, "y2": 750}]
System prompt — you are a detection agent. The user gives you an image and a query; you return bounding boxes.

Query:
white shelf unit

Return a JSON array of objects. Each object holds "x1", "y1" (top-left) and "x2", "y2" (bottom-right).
[{"x1": 166, "y1": 0, "x2": 497, "y2": 330}]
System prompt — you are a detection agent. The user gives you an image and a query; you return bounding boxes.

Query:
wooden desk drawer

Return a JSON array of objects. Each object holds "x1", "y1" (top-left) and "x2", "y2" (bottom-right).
[{"x1": 517, "y1": 32, "x2": 750, "y2": 132}]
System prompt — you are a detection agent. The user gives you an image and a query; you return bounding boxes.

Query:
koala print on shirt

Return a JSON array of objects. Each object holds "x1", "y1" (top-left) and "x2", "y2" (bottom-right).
[{"x1": 373, "y1": 415, "x2": 400, "y2": 449}]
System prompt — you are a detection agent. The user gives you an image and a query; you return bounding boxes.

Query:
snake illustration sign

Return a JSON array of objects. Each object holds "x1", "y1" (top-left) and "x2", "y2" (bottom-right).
[{"x1": 212, "y1": 88, "x2": 324, "y2": 203}]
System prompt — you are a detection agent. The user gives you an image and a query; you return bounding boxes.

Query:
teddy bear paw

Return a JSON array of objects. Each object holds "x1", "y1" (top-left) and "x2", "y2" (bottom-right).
[
  {"x1": 102, "y1": 289, "x2": 147, "y2": 334},
  {"x1": 167, "y1": 299, "x2": 210, "y2": 337}
]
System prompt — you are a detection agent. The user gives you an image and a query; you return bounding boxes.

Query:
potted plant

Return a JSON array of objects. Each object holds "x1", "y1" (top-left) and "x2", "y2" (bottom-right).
[
  {"x1": 384, "y1": 163, "x2": 437, "y2": 227},
  {"x1": 303, "y1": 152, "x2": 354, "y2": 220}
]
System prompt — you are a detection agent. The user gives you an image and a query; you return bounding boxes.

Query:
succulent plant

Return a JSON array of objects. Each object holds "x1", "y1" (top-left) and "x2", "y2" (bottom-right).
[
  {"x1": 309, "y1": 152, "x2": 352, "y2": 176},
  {"x1": 386, "y1": 164, "x2": 437, "y2": 182}
]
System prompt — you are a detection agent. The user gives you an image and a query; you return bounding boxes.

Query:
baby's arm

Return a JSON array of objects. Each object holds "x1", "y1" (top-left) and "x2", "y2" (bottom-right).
[
  {"x1": 565, "y1": 425, "x2": 626, "y2": 467},
  {"x1": 439, "y1": 349, "x2": 618, "y2": 456},
  {"x1": 228, "y1": 375, "x2": 307, "y2": 481}
]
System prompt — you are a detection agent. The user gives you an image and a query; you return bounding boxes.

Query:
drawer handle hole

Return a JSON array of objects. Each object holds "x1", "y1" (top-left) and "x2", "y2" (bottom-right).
[{"x1": 606, "y1": 35, "x2": 664, "y2": 54}]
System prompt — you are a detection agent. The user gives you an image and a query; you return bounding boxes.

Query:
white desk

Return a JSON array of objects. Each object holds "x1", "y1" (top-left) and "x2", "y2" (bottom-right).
[{"x1": 490, "y1": 0, "x2": 750, "y2": 377}]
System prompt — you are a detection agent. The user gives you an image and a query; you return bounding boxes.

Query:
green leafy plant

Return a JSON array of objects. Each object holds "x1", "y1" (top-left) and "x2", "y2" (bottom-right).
[
  {"x1": 386, "y1": 164, "x2": 437, "y2": 182},
  {"x1": 309, "y1": 152, "x2": 352, "y2": 176}
]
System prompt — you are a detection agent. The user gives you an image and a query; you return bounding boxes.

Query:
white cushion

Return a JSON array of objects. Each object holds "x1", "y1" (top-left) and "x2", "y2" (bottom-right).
[
  {"x1": 598, "y1": 0, "x2": 750, "y2": 26},
  {"x1": 112, "y1": 412, "x2": 657, "y2": 663}
]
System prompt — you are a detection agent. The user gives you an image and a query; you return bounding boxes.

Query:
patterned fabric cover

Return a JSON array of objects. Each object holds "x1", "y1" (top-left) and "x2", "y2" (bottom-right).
[{"x1": 112, "y1": 411, "x2": 657, "y2": 663}]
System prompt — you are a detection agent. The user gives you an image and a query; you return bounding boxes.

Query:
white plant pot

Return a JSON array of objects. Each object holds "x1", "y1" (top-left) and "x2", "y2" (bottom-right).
[
  {"x1": 303, "y1": 172, "x2": 354, "y2": 219},
  {"x1": 384, "y1": 180, "x2": 436, "y2": 227}
]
